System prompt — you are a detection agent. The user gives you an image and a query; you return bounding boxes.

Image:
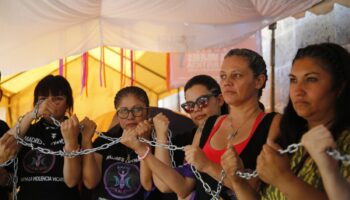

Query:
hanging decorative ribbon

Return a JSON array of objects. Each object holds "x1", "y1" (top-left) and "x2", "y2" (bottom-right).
[
  {"x1": 64, "y1": 58, "x2": 67, "y2": 77},
  {"x1": 130, "y1": 49, "x2": 134, "y2": 86},
  {"x1": 166, "y1": 53, "x2": 170, "y2": 90},
  {"x1": 59, "y1": 58, "x2": 64, "y2": 76},
  {"x1": 100, "y1": 46, "x2": 106, "y2": 87},
  {"x1": 120, "y1": 48, "x2": 125, "y2": 88},
  {"x1": 81, "y1": 52, "x2": 89, "y2": 96}
]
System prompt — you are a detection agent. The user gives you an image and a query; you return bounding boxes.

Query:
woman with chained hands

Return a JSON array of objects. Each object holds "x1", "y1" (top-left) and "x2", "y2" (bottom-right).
[
  {"x1": 4, "y1": 75, "x2": 80, "y2": 200},
  {"x1": 120, "y1": 75, "x2": 227, "y2": 199},
  {"x1": 81, "y1": 86, "x2": 158, "y2": 200},
  {"x1": 184, "y1": 49, "x2": 280, "y2": 200},
  {"x1": 129, "y1": 49, "x2": 278, "y2": 200},
  {"x1": 222, "y1": 43, "x2": 350, "y2": 200},
  {"x1": 257, "y1": 43, "x2": 350, "y2": 200}
]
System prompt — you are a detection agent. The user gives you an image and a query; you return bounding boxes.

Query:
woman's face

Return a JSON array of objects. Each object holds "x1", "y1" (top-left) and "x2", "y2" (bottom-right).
[
  {"x1": 116, "y1": 94, "x2": 148, "y2": 130},
  {"x1": 38, "y1": 93, "x2": 68, "y2": 121},
  {"x1": 289, "y1": 57, "x2": 337, "y2": 125},
  {"x1": 219, "y1": 56, "x2": 261, "y2": 106},
  {"x1": 184, "y1": 84, "x2": 222, "y2": 126}
]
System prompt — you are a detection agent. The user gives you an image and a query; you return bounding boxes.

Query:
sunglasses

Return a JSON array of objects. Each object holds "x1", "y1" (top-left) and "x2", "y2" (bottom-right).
[
  {"x1": 117, "y1": 106, "x2": 147, "y2": 119},
  {"x1": 181, "y1": 94, "x2": 216, "y2": 114}
]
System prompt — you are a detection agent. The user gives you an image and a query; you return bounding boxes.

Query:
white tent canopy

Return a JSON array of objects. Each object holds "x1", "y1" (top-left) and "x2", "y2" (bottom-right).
[{"x1": 0, "y1": 0, "x2": 320, "y2": 75}]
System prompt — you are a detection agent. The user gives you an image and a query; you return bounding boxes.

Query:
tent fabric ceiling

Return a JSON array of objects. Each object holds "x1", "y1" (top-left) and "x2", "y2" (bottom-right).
[
  {"x1": 0, "y1": 47, "x2": 170, "y2": 98},
  {"x1": 293, "y1": 0, "x2": 350, "y2": 18},
  {"x1": 0, "y1": 0, "x2": 320, "y2": 76}
]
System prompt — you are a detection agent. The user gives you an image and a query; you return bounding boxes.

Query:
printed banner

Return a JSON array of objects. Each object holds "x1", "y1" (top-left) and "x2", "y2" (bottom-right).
[{"x1": 169, "y1": 32, "x2": 261, "y2": 88}]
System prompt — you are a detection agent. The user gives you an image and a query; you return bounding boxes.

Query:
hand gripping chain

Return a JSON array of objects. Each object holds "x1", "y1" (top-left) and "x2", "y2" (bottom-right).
[{"x1": 1, "y1": 112, "x2": 349, "y2": 199}]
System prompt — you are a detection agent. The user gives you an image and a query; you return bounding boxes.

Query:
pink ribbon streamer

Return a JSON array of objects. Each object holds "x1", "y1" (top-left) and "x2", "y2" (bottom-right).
[
  {"x1": 81, "y1": 52, "x2": 88, "y2": 95},
  {"x1": 130, "y1": 50, "x2": 134, "y2": 86},
  {"x1": 59, "y1": 58, "x2": 63, "y2": 76}
]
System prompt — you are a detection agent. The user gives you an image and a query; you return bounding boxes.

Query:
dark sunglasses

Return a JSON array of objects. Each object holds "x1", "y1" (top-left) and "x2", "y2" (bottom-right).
[
  {"x1": 117, "y1": 106, "x2": 147, "y2": 119},
  {"x1": 181, "y1": 94, "x2": 216, "y2": 114}
]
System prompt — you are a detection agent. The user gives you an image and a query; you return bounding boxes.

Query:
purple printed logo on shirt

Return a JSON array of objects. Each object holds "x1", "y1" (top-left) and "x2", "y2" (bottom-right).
[
  {"x1": 23, "y1": 150, "x2": 55, "y2": 173},
  {"x1": 104, "y1": 162, "x2": 141, "y2": 199}
]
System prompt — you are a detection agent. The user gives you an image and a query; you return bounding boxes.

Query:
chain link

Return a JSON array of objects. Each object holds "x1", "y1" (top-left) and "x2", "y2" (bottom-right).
[
  {"x1": 327, "y1": 149, "x2": 350, "y2": 166},
  {"x1": 151, "y1": 128, "x2": 177, "y2": 167},
  {"x1": 190, "y1": 165, "x2": 225, "y2": 200},
  {"x1": 236, "y1": 170, "x2": 258, "y2": 180},
  {"x1": 235, "y1": 143, "x2": 303, "y2": 180},
  {"x1": 278, "y1": 143, "x2": 303, "y2": 154},
  {"x1": 0, "y1": 158, "x2": 15, "y2": 167},
  {"x1": 12, "y1": 157, "x2": 18, "y2": 200},
  {"x1": 138, "y1": 137, "x2": 185, "y2": 151}
]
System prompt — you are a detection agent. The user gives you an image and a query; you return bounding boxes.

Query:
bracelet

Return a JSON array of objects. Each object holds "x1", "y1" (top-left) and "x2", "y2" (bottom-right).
[
  {"x1": 137, "y1": 146, "x2": 150, "y2": 160},
  {"x1": 63, "y1": 145, "x2": 80, "y2": 157}
]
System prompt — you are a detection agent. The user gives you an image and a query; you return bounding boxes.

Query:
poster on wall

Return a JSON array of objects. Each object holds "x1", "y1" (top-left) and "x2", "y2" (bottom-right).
[{"x1": 169, "y1": 32, "x2": 262, "y2": 88}]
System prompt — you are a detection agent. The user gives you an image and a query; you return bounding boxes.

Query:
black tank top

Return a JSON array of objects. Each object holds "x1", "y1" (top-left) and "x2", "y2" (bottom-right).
[{"x1": 195, "y1": 112, "x2": 276, "y2": 200}]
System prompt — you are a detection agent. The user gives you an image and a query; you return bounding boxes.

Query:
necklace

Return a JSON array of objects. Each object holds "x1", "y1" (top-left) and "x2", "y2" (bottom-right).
[{"x1": 227, "y1": 109, "x2": 261, "y2": 140}]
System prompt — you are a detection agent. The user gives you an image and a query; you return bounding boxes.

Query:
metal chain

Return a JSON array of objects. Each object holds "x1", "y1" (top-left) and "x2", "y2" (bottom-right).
[
  {"x1": 278, "y1": 143, "x2": 303, "y2": 154},
  {"x1": 234, "y1": 142, "x2": 350, "y2": 180},
  {"x1": 151, "y1": 128, "x2": 177, "y2": 167},
  {"x1": 327, "y1": 149, "x2": 350, "y2": 166},
  {"x1": 236, "y1": 170, "x2": 258, "y2": 180},
  {"x1": 11, "y1": 112, "x2": 350, "y2": 197},
  {"x1": 14, "y1": 116, "x2": 122, "y2": 157},
  {"x1": 167, "y1": 129, "x2": 177, "y2": 167},
  {"x1": 0, "y1": 158, "x2": 15, "y2": 167},
  {"x1": 12, "y1": 114, "x2": 23, "y2": 200},
  {"x1": 138, "y1": 137, "x2": 185, "y2": 151},
  {"x1": 12, "y1": 157, "x2": 18, "y2": 200},
  {"x1": 15, "y1": 132, "x2": 122, "y2": 157},
  {"x1": 235, "y1": 143, "x2": 303, "y2": 180},
  {"x1": 190, "y1": 165, "x2": 226, "y2": 200}
]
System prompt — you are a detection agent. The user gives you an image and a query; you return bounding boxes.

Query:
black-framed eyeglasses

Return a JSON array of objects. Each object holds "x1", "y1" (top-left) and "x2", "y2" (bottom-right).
[
  {"x1": 181, "y1": 94, "x2": 216, "y2": 114},
  {"x1": 117, "y1": 106, "x2": 147, "y2": 119}
]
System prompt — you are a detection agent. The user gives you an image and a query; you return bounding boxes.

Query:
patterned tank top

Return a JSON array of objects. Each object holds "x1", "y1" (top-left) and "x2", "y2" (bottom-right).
[{"x1": 261, "y1": 129, "x2": 350, "y2": 200}]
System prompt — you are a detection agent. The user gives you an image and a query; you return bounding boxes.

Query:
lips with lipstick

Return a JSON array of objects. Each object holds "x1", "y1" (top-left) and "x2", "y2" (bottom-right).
[{"x1": 194, "y1": 114, "x2": 207, "y2": 122}]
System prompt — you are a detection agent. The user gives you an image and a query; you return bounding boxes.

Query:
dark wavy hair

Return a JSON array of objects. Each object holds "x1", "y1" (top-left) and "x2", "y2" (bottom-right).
[
  {"x1": 184, "y1": 74, "x2": 229, "y2": 114},
  {"x1": 34, "y1": 75, "x2": 73, "y2": 114},
  {"x1": 114, "y1": 86, "x2": 149, "y2": 108},
  {"x1": 279, "y1": 43, "x2": 350, "y2": 148},
  {"x1": 224, "y1": 48, "x2": 268, "y2": 98}
]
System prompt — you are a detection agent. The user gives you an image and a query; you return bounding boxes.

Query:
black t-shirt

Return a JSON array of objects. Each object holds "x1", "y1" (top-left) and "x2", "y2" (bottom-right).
[
  {"x1": 99, "y1": 108, "x2": 196, "y2": 200},
  {"x1": 0, "y1": 120, "x2": 9, "y2": 137},
  {"x1": 17, "y1": 119, "x2": 79, "y2": 200},
  {"x1": 92, "y1": 128, "x2": 147, "y2": 200},
  {"x1": 195, "y1": 113, "x2": 276, "y2": 200}
]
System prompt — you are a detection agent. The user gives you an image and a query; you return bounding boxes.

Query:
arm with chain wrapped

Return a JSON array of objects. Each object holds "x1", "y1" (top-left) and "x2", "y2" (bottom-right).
[
  {"x1": 81, "y1": 118, "x2": 102, "y2": 189},
  {"x1": 121, "y1": 120, "x2": 153, "y2": 191},
  {"x1": 151, "y1": 113, "x2": 173, "y2": 192},
  {"x1": 146, "y1": 116, "x2": 198, "y2": 198},
  {"x1": 301, "y1": 125, "x2": 350, "y2": 200},
  {"x1": 60, "y1": 114, "x2": 82, "y2": 187},
  {"x1": 7, "y1": 99, "x2": 49, "y2": 138}
]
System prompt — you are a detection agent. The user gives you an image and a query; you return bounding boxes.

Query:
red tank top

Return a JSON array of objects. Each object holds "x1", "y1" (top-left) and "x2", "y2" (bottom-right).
[{"x1": 202, "y1": 112, "x2": 265, "y2": 164}]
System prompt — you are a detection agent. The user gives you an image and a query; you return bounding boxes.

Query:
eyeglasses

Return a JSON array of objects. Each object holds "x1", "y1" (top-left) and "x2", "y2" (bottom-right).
[
  {"x1": 117, "y1": 106, "x2": 147, "y2": 119},
  {"x1": 181, "y1": 94, "x2": 216, "y2": 114}
]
